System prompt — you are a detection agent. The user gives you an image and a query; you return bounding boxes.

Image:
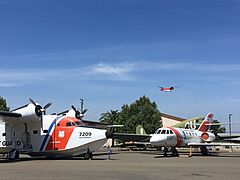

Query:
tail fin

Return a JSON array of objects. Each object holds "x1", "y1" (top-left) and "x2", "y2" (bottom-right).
[
  {"x1": 136, "y1": 125, "x2": 146, "y2": 135},
  {"x1": 197, "y1": 113, "x2": 213, "y2": 132}
]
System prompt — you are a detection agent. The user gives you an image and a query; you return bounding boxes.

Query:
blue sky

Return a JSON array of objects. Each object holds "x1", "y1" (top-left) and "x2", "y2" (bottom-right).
[{"x1": 1, "y1": 0, "x2": 240, "y2": 130}]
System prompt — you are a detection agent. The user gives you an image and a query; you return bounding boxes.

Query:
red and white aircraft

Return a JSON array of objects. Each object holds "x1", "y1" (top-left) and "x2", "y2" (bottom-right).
[
  {"x1": 159, "y1": 86, "x2": 175, "y2": 92},
  {"x1": 149, "y1": 113, "x2": 240, "y2": 157},
  {"x1": 0, "y1": 99, "x2": 113, "y2": 160}
]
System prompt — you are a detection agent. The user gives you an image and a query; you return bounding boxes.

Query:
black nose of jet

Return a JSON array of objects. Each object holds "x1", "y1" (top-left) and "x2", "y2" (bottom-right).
[{"x1": 105, "y1": 131, "x2": 114, "y2": 139}]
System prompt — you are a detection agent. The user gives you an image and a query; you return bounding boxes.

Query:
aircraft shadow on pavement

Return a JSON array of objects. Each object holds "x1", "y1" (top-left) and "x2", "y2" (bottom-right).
[
  {"x1": 0, "y1": 152, "x2": 120, "y2": 163},
  {"x1": 153, "y1": 152, "x2": 240, "y2": 159}
]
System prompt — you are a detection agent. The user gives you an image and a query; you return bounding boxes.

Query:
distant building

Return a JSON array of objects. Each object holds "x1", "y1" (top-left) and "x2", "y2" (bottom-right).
[{"x1": 161, "y1": 113, "x2": 186, "y2": 127}]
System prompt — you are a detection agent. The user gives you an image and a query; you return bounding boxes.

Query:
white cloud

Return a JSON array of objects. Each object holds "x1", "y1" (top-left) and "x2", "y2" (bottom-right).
[
  {"x1": 0, "y1": 62, "x2": 136, "y2": 87},
  {"x1": 1, "y1": 61, "x2": 240, "y2": 87},
  {"x1": 90, "y1": 62, "x2": 135, "y2": 75}
]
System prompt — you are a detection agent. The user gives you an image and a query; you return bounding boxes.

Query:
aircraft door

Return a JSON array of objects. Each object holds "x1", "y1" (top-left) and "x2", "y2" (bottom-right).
[
  {"x1": 166, "y1": 130, "x2": 176, "y2": 146},
  {"x1": 21, "y1": 123, "x2": 32, "y2": 150}
]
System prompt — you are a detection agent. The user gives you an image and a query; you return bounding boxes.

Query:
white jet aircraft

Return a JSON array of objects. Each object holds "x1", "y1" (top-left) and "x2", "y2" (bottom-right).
[
  {"x1": 0, "y1": 99, "x2": 113, "y2": 160},
  {"x1": 150, "y1": 113, "x2": 240, "y2": 157}
]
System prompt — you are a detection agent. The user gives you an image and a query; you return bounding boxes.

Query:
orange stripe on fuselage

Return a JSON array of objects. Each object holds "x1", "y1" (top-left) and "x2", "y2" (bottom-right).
[
  {"x1": 168, "y1": 127, "x2": 182, "y2": 147},
  {"x1": 45, "y1": 117, "x2": 76, "y2": 151}
]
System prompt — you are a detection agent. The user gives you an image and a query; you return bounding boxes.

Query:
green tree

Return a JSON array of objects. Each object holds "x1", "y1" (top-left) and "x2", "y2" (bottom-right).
[
  {"x1": 118, "y1": 96, "x2": 162, "y2": 134},
  {"x1": 100, "y1": 110, "x2": 119, "y2": 124},
  {"x1": 0, "y1": 96, "x2": 10, "y2": 111},
  {"x1": 211, "y1": 120, "x2": 226, "y2": 133}
]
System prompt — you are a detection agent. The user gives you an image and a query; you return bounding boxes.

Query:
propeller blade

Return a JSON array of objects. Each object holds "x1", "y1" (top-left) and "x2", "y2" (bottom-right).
[
  {"x1": 71, "y1": 105, "x2": 77, "y2": 112},
  {"x1": 29, "y1": 98, "x2": 37, "y2": 107},
  {"x1": 82, "y1": 109, "x2": 88, "y2": 114},
  {"x1": 44, "y1": 102, "x2": 52, "y2": 110}
]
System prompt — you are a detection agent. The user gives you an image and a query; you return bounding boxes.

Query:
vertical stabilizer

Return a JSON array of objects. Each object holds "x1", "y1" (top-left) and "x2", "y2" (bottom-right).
[
  {"x1": 198, "y1": 113, "x2": 213, "y2": 132},
  {"x1": 136, "y1": 125, "x2": 146, "y2": 135}
]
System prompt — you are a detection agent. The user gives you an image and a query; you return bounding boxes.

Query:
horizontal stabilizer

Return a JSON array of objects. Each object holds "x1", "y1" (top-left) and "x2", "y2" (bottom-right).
[
  {"x1": 106, "y1": 125, "x2": 124, "y2": 128},
  {"x1": 188, "y1": 142, "x2": 240, "y2": 146}
]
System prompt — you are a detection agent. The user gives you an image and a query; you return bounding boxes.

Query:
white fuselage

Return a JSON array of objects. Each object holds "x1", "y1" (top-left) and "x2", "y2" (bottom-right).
[
  {"x1": 150, "y1": 127, "x2": 215, "y2": 147},
  {"x1": 0, "y1": 114, "x2": 108, "y2": 157}
]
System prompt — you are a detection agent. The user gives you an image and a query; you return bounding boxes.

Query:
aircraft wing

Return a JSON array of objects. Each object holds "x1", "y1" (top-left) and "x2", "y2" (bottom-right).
[
  {"x1": 217, "y1": 133, "x2": 240, "y2": 139},
  {"x1": 0, "y1": 111, "x2": 22, "y2": 123},
  {"x1": 134, "y1": 141, "x2": 152, "y2": 145},
  {"x1": 81, "y1": 120, "x2": 123, "y2": 129},
  {"x1": 82, "y1": 120, "x2": 109, "y2": 128},
  {"x1": 113, "y1": 133, "x2": 151, "y2": 142},
  {"x1": 188, "y1": 142, "x2": 240, "y2": 147}
]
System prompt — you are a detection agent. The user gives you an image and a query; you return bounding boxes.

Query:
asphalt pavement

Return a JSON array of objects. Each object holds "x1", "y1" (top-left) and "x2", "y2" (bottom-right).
[{"x1": 0, "y1": 148, "x2": 240, "y2": 180}]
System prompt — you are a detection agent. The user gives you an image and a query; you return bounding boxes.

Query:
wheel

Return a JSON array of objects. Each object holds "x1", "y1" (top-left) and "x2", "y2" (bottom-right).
[
  {"x1": 8, "y1": 149, "x2": 19, "y2": 160},
  {"x1": 171, "y1": 149, "x2": 179, "y2": 157},
  {"x1": 84, "y1": 152, "x2": 93, "y2": 160},
  {"x1": 200, "y1": 147, "x2": 209, "y2": 156},
  {"x1": 163, "y1": 147, "x2": 168, "y2": 157}
]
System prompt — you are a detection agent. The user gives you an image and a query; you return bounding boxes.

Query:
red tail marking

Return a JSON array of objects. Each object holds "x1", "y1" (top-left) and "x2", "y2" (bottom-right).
[
  {"x1": 198, "y1": 121, "x2": 209, "y2": 132},
  {"x1": 198, "y1": 113, "x2": 213, "y2": 132}
]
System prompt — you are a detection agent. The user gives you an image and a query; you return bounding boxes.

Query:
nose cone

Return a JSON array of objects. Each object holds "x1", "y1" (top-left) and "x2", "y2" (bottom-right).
[
  {"x1": 150, "y1": 135, "x2": 168, "y2": 146},
  {"x1": 105, "y1": 131, "x2": 114, "y2": 139}
]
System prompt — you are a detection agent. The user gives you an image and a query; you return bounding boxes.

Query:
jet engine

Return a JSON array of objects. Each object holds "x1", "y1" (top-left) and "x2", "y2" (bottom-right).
[{"x1": 201, "y1": 132, "x2": 215, "y2": 142}]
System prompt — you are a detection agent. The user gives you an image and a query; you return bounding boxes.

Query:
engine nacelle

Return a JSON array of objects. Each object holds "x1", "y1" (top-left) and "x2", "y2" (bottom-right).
[
  {"x1": 12, "y1": 104, "x2": 41, "y2": 119},
  {"x1": 65, "y1": 109, "x2": 76, "y2": 117},
  {"x1": 201, "y1": 132, "x2": 215, "y2": 142}
]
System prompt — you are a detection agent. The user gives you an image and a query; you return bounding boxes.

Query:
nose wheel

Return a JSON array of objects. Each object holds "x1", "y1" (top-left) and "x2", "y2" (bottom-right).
[
  {"x1": 163, "y1": 147, "x2": 179, "y2": 157},
  {"x1": 171, "y1": 147, "x2": 179, "y2": 157},
  {"x1": 163, "y1": 147, "x2": 168, "y2": 157}
]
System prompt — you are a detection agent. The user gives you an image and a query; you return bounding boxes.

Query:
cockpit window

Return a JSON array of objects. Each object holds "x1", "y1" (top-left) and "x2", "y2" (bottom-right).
[
  {"x1": 75, "y1": 121, "x2": 82, "y2": 126},
  {"x1": 161, "y1": 130, "x2": 166, "y2": 134},
  {"x1": 155, "y1": 129, "x2": 161, "y2": 134},
  {"x1": 166, "y1": 130, "x2": 169, "y2": 134},
  {"x1": 66, "y1": 122, "x2": 77, "y2": 126},
  {"x1": 66, "y1": 122, "x2": 72, "y2": 126},
  {"x1": 169, "y1": 130, "x2": 173, "y2": 134}
]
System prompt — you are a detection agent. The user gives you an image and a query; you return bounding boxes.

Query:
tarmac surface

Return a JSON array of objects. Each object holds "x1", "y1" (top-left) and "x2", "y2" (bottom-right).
[{"x1": 0, "y1": 148, "x2": 240, "y2": 180}]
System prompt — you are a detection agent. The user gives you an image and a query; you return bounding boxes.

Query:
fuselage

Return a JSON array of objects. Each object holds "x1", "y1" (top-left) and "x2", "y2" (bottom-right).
[
  {"x1": 0, "y1": 115, "x2": 108, "y2": 157},
  {"x1": 150, "y1": 127, "x2": 215, "y2": 147}
]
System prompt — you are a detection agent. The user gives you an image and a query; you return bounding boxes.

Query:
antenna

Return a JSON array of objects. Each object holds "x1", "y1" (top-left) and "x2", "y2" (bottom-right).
[{"x1": 80, "y1": 98, "x2": 84, "y2": 113}]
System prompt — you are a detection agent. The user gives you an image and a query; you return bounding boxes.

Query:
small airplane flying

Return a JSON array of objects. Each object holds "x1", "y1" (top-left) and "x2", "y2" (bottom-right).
[
  {"x1": 0, "y1": 99, "x2": 113, "y2": 160},
  {"x1": 158, "y1": 86, "x2": 175, "y2": 92},
  {"x1": 149, "y1": 113, "x2": 240, "y2": 157}
]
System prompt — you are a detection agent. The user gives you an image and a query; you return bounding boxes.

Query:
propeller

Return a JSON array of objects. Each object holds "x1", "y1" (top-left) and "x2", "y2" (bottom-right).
[
  {"x1": 71, "y1": 105, "x2": 88, "y2": 119},
  {"x1": 29, "y1": 98, "x2": 52, "y2": 129}
]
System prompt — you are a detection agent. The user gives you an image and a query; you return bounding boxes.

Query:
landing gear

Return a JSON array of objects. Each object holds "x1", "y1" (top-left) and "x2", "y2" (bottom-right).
[
  {"x1": 200, "y1": 147, "x2": 209, "y2": 156},
  {"x1": 83, "y1": 152, "x2": 93, "y2": 160},
  {"x1": 163, "y1": 147, "x2": 168, "y2": 157},
  {"x1": 8, "y1": 149, "x2": 19, "y2": 160},
  {"x1": 163, "y1": 147, "x2": 179, "y2": 157},
  {"x1": 189, "y1": 146, "x2": 192, "y2": 157},
  {"x1": 171, "y1": 147, "x2": 179, "y2": 157}
]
